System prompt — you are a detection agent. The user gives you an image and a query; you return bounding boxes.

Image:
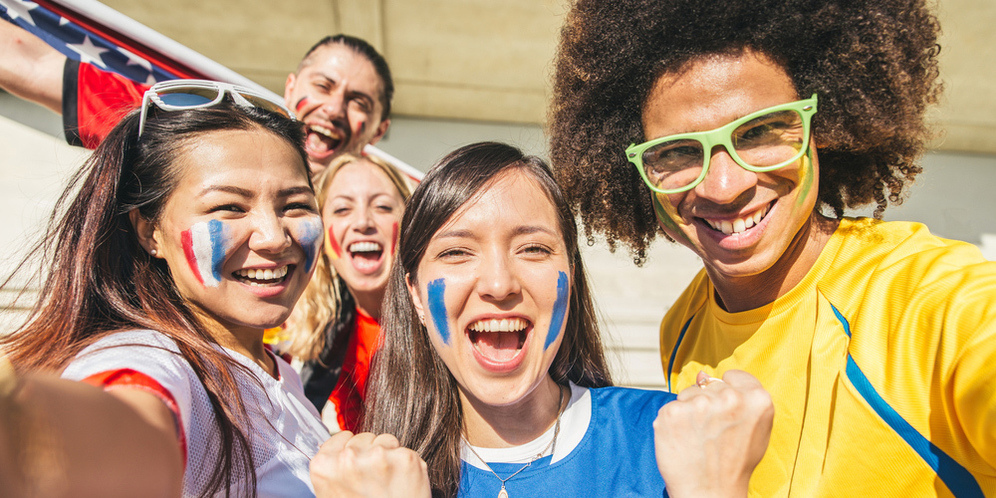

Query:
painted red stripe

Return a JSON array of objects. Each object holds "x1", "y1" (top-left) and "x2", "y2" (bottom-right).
[
  {"x1": 327, "y1": 226, "x2": 342, "y2": 260},
  {"x1": 180, "y1": 229, "x2": 204, "y2": 285}
]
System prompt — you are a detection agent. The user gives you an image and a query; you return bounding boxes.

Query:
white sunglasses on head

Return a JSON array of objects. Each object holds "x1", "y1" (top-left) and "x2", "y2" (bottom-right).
[{"x1": 138, "y1": 79, "x2": 294, "y2": 137}]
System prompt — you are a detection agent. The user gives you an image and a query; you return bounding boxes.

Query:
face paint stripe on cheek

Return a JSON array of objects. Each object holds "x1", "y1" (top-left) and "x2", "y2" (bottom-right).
[
  {"x1": 297, "y1": 218, "x2": 324, "y2": 273},
  {"x1": 426, "y1": 278, "x2": 451, "y2": 345},
  {"x1": 180, "y1": 229, "x2": 205, "y2": 286},
  {"x1": 295, "y1": 96, "x2": 310, "y2": 113},
  {"x1": 182, "y1": 220, "x2": 228, "y2": 287},
  {"x1": 325, "y1": 226, "x2": 342, "y2": 260},
  {"x1": 545, "y1": 271, "x2": 570, "y2": 350}
]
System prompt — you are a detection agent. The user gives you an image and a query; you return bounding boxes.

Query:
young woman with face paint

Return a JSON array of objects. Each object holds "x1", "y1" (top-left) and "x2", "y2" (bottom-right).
[
  {"x1": 0, "y1": 86, "x2": 345, "y2": 497},
  {"x1": 281, "y1": 152, "x2": 411, "y2": 431},
  {"x1": 307, "y1": 142, "x2": 774, "y2": 498}
]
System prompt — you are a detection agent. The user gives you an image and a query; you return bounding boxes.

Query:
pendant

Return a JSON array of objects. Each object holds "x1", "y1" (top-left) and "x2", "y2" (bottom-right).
[{"x1": 498, "y1": 484, "x2": 509, "y2": 498}]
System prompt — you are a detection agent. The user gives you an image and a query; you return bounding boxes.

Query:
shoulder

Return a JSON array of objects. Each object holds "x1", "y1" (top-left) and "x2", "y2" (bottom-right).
[
  {"x1": 61, "y1": 330, "x2": 193, "y2": 387},
  {"x1": 589, "y1": 386, "x2": 675, "y2": 422}
]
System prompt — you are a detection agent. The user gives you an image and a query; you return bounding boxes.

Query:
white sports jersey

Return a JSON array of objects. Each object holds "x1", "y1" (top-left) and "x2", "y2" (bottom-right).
[{"x1": 62, "y1": 329, "x2": 329, "y2": 497}]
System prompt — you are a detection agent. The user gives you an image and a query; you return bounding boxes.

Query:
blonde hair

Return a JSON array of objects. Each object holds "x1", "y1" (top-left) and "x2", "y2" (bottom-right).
[{"x1": 284, "y1": 153, "x2": 412, "y2": 361}]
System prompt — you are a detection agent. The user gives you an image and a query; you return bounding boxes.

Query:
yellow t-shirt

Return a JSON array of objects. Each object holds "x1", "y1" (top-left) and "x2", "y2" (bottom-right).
[{"x1": 661, "y1": 217, "x2": 996, "y2": 497}]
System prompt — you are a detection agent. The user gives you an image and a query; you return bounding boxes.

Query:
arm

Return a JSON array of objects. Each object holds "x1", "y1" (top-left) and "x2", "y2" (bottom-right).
[
  {"x1": 654, "y1": 370, "x2": 773, "y2": 498},
  {"x1": 0, "y1": 20, "x2": 65, "y2": 114},
  {"x1": 1, "y1": 370, "x2": 183, "y2": 497},
  {"x1": 310, "y1": 431, "x2": 431, "y2": 498}
]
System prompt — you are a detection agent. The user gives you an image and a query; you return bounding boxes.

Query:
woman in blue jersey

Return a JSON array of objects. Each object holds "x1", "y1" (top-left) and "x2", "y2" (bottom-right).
[{"x1": 309, "y1": 142, "x2": 773, "y2": 498}]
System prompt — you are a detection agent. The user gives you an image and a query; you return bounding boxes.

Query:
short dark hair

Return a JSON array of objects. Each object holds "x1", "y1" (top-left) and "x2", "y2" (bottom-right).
[
  {"x1": 299, "y1": 34, "x2": 395, "y2": 120},
  {"x1": 549, "y1": 0, "x2": 942, "y2": 262}
]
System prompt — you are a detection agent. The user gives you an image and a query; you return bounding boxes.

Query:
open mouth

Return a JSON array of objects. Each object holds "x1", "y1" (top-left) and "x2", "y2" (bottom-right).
[
  {"x1": 233, "y1": 265, "x2": 291, "y2": 286},
  {"x1": 304, "y1": 124, "x2": 345, "y2": 160},
  {"x1": 703, "y1": 202, "x2": 772, "y2": 235},
  {"x1": 348, "y1": 241, "x2": 384, "y2": 273},
  {"x1": 468, "y1": 317, "x2": 528, "y2": 363}
]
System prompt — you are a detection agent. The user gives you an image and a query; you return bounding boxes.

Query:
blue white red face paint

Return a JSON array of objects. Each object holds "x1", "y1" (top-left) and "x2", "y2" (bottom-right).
[
  {"x1": 181, "y1": 219, "x2": 230, "y2": 287},
  {"x1": 427, "y1": 278, "x2": 451, "y2": 344},
  {"x1": 294, "y1": 217, "x2": 324, "y2": 273},
  {"x1": 545, "y1": 271, "x2": 569, "y2": 350}
]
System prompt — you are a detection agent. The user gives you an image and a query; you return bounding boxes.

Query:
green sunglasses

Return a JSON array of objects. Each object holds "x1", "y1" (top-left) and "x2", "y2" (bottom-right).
[{"x1": 626, "y1": 94, "x2": 818, "y2": 194}]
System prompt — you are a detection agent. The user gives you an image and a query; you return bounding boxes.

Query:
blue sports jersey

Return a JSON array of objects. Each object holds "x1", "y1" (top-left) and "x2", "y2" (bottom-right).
[{"x1": 459, "y1": 386, "x2": 676, "y2": 498}]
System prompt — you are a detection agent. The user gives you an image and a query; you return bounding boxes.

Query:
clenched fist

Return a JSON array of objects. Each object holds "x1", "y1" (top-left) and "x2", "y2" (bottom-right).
[
  {"x1": 311, "y1": 431, "x2": 431, "y2": 498},
  {"x1": 654, "y1": 370, "x2": 773, "y2": 498}
]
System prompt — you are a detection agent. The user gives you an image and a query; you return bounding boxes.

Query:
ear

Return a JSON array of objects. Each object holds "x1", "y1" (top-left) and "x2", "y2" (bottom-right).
[
  {"x1": 283, "y1": 73, "x2": 297, "y2": 107},
  {"x1": 367, "y1": 118, "x2": 391, "y2": 146},
  {"x1": 129, "y1": 208, "x2": 161, "y2": 258},
  {"x1": 405, "y1": 272, "x2": 426, "y2": 322}
]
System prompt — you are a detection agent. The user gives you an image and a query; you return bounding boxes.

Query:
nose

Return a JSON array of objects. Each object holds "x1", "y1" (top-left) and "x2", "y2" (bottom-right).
[
  {"x1": 249, "y1": 213, "x2": 292, "y2": 254},
  {"x1": 352, "y1": 206, "x2": 376, "y2": 233},
  {"x1": 476, "y1": 250, "x2": 521, "y2": 303},
  {"x1": 319, "y1": 87, "x2": 347, "y2": 117},
  {"x1": 693, "y1": 146, "x2": 758, "y2": 204}
]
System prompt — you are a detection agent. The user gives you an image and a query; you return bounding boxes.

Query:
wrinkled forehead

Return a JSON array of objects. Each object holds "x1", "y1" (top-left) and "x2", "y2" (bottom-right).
[{"x1": 299, "y1": 44, "x2": 385, "y2": 100}]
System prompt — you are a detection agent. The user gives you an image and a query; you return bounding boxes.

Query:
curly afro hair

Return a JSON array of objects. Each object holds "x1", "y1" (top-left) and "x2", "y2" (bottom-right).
[{"x1": 549, "y1": 0, "x2": 942, "y2": 263}]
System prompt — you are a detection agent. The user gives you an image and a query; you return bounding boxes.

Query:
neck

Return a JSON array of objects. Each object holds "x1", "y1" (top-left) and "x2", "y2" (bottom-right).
[
  {"x1": 351, "y1": 287, "x2": 385, "y2": 320},
  {"x1": 461, "y1": 377, "x2": 564, "y2": 448},
  {"x1": 710, "y1": 213, "x2": 839, "y2": 312},
  {"x1": 190, "y1": 307, "x2": 276, "y2": 378}
]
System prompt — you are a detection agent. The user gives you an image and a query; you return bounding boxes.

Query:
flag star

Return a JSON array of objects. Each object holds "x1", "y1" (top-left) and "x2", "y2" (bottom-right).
[
  {"x1": 59, "y1": 16, "x2": 69, "y2": 26},
  {"x1": 144, "y1": 74, "x2": 158, "y2": 86},
  {"x1": 66, "y1": 35, "x2": 109, "y2": 68},
  {"x1": 0, "y1": 0, "x2": 40, "y2": 26},
  {"x1": 117, "y1": 47, "x2": 153, "y2": 72}
]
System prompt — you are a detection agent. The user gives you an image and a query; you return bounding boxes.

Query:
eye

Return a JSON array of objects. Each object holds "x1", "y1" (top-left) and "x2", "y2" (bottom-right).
[
  {"x1": 285, "y1": 202, "x2": 317, "y2": 214},
  {"x1": 521, "y1": 244, "x2": 554, "y2": 258},
  {"x1": 376, "y1": 204, "x2": 394, "y2": 214},
  {"x1": 209, "y1": 204, "x2": 244, "y2": 214},
  {"x1": 436, "y1": 247, "x2": 472, "y2": 261}
]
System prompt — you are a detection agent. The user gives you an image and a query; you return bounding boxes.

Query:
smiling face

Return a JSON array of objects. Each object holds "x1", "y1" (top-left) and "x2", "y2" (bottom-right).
[
  {"x1": 148, "y1": 128, "x2": 322, "y2": 333},
  {"x1": 407, "y1": 170, "x2": 571, "y2": 408},
  {"x1": 642, "y1": 50, "x2": 821, "y2": 297},
  {"x1": 322, "y1": 160, "x2": 405, "y2": 313},
  {"x1": 284, "y1": 43, "x2": 389, "y2": 175}
]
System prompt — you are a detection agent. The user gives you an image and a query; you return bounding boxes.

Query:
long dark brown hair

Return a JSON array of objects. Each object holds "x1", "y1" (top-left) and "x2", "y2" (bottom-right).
[
  {"x1": 0, "y1": 98, "x2": 308, "y2": 497},
  {"x1": 363, "y1": 142, "x2": 612, "y2": 498}
]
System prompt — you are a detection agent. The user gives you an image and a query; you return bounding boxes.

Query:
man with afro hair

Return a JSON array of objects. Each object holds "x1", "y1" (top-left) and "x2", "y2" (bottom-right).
[{"x1": 550, "y1": 0, "x2": 995, "y2": 496}]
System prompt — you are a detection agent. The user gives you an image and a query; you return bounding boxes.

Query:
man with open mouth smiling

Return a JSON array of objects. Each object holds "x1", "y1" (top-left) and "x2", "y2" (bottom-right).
[
  {"x1": 0, "y1": 26, "x2": 393, "y2": 177},
  {"x1": 550, "y1": 0, "x2": 996, "y2": 497}
]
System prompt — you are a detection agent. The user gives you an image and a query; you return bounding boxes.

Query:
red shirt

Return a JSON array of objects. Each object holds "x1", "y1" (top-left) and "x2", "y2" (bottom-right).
[{"x1": 329, "y1": 307, "x2": 382, "y2": 431}]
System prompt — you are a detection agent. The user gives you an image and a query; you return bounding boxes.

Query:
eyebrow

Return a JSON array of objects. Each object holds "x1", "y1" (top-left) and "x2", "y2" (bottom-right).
[
  {"x1": 313, "y1": 72, "x2": 376, "y2": 106},
  {"x1": 199, "y1": 185, "x2": 313, "y2": 198},
  {"x1": 434, "y1": 225, "x2": 558, "y2": 240}
]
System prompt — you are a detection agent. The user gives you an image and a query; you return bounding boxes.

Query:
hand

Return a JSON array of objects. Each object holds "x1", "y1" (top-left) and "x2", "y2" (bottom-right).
[
  {"x1": 310, "y1": 431, "x2": 431, "y2": 498},
  {"x1": 653, "y1": 370, "x2": 774, "y2": 498}
]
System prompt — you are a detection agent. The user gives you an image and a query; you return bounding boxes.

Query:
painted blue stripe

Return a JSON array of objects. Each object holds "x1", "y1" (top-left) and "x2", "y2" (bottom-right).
[
  {"x1": 545, "y1": 271, "x2": 569, "y2": 350},
  {"x1": 207, "y1": 219, "x2": 226, "y2": 282},
  {"x1": 665, "y1": 315, "x2": 694, "y2": 393},
  {"x1": 427, "y1": 278, "x2": 450, "y2": 344},
  {"x1": 831, "y1": 304, "x2": 983, "y2": 498}
]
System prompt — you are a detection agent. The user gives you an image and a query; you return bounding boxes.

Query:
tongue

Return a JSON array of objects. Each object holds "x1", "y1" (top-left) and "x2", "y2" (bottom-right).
[
  {"x1": 305, "y1": 132, "x2": 337, "y2": 158},
  {"x1": 351, "y1": 252, "x2": 382, "y2": 273},
  {"x1": 474, "y1": 332, "x2": 521, "y2": 362}
]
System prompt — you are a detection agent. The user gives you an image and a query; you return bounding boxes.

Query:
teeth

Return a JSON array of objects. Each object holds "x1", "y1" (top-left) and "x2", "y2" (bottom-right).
[
  {"x1": 236, "y1": 266, "x2": 288, "y2": 281},
  {"x1": 706, "y1": 204, "x2": 770, "y2": 235},
  {"x1": 468, "y1": 318, "x2": 528, "y2": 333},
  {"x1": 310, "y1": 125, "x2": 343, "y2": 140},
  {"x1": 349, "y1": 241, "x2": 382, "y2": 253}
]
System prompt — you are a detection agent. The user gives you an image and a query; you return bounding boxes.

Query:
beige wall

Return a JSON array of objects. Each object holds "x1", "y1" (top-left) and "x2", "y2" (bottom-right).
[{"x1": 99, "y1": 0, "x2": 995, "y2": 154}]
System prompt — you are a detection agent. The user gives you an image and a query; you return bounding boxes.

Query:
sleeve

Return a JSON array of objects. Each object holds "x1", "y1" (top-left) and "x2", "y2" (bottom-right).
[
  {"x1": 62, "y1": 59, "x2": 149, "y2": 149},
  {"x1": 62, "y1": 332, "x2": 196, "y2": 464}
]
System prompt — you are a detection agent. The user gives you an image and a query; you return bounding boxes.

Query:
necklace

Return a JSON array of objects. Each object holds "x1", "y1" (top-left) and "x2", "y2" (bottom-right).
[{"x1": 463, "y1": 384, "x2": 567, "y2": 498}]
